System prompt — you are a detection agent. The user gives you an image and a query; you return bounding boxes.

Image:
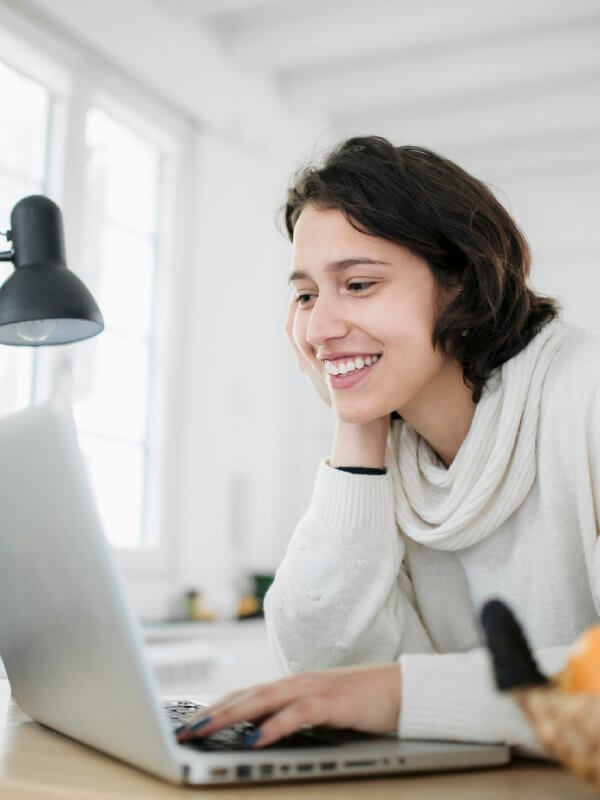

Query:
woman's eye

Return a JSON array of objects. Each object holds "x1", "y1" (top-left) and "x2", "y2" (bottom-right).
[
  {"x1": 294, "y1": 282, "x2": 374, "y2": 307},
  {"x1": 347, "y1": 281, "x2": 374, "y2": 292},
  {"x1": 294, "y1": 292, "x2": 315, "y2": 307}
]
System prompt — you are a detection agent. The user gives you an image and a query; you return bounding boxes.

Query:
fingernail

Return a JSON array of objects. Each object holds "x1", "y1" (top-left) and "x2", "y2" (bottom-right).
[
  {"x1": 243, "y1": 730, "x2": 262, "y2": 747},
  {"x1": 189, "y1": 715, "x2": 212, "y2": 732},
  {"x1": 174, "y1": 724, "x2": 187, "y2": 735}
]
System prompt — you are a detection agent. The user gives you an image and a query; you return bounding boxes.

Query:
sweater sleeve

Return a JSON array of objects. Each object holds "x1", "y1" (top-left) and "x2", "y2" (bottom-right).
[
  {"x1": 263, "y1": 459, "x2": 434, "y2": 673},
  {"x1": 399, "y1": 645, "x2": 570, "y2": 755}
]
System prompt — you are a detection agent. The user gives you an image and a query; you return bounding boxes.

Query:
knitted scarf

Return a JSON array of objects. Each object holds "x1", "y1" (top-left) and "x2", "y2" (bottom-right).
[{"x1": 387, "y1": 318, "x2": 577, "y2": 551}]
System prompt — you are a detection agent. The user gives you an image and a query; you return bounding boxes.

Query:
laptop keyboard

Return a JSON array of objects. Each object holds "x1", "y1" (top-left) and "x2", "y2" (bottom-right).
[{"x1": 164, "y1": 701, "x2": 371, "y2": 751}]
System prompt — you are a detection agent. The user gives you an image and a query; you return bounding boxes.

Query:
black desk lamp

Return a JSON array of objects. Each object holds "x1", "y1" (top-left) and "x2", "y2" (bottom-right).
[{"x1": 0, "y1": 195, "x2": 104, "y2": 345}]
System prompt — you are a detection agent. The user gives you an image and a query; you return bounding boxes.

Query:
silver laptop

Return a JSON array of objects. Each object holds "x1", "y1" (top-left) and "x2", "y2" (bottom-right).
[{"x1": 0, "y1": 401, "x2": 510, "y2": 785}]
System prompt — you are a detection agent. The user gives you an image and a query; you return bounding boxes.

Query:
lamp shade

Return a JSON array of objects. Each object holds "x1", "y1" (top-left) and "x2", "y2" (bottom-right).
[{"x1": 0, "y1": 195, "x2": 104, "y2": 346}]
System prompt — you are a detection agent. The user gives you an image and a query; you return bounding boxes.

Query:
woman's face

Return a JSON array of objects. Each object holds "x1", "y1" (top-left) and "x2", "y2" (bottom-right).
[{"x1": 289, "y1": 204, "x2": 455, "y2": 424}]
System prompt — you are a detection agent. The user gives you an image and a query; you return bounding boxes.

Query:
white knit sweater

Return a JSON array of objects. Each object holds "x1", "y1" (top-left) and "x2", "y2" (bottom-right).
[{"x1": 264, "y1": 319, "x2": 600, "y2": 753}]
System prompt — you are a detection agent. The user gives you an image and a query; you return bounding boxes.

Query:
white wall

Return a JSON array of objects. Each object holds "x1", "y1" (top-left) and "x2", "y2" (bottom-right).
[
  {"x1": 501, "y1": 170, "x2": 600, "y2": 333},
  {"x1": 174, "y1": 131, "x2": 286, "y2": 609}
]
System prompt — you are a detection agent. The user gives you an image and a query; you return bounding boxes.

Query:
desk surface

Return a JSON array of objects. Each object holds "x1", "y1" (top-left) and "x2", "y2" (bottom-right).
[{"x1": 0, "y1": 680, "x2": 598, "y2": 800}]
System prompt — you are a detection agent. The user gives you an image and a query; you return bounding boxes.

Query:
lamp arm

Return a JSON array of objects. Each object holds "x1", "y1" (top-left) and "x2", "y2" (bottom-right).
[{"x1": 0, "y1": 250, "x2": 15, "y2": 262}]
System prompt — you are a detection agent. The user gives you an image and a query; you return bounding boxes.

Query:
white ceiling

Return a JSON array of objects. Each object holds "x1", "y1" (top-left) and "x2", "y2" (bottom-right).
[{"x1": 150, "y1": 0, "x2": 600, "y2": 169}]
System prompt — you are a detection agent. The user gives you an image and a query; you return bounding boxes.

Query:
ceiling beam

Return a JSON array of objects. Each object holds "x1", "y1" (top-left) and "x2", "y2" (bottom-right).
[
  {"x1": 281, "y1": 20, "x2": 600, "y2": 117},
  {"x1": 152, "y1": 0, "x2": 291, "y2": 20},
  {"x1": 227, "y1": 0, "x2": 600, "y2": 72},
  {"x1": 330, "y1": 74, "x2": 600, "y2": 154}
]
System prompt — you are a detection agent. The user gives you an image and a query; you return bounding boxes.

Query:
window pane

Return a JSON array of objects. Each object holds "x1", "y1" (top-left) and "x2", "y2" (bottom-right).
[
  {"x1": 95, "y1": 225, "x2": 154, "y2": 337},
  {"x1": 79, "y1": 433, "x2": 144, "y2": 549},
  {"x1": 85, "y1": 108, "x2": 160, "y2": 237},
  {"x1": 0, "y1": 60, "x2": 48, "y2": 418},
  {"x1": 72, "y1": 331, "x2": 150, "y2": 443},
  {"x1": 76, "y1": 105, "x2": 164, "y2": 551},
  {"x1": 0, "y1": 59, "x2": 49, "y2": 181},
  {"x1": 0, "y1": 173, "x2": 40, "y2": 231}
]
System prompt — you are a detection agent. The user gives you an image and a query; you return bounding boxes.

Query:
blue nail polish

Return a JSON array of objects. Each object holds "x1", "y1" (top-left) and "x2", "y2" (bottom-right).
[
  {"x1": 189, "y1": 715, "x2": 212, "y2": 731},
  {"x1": 243, "y1": 730, "x2": 262, "y2": 747},
  {"x1": 174, "y1": 724, "x2": 187, "y2": 735}
]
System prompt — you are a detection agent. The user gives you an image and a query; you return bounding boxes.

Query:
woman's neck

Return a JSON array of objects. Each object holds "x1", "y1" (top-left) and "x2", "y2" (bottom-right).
[{"x1": 397, "y1": 359, "x2": 477, "y2": 469}]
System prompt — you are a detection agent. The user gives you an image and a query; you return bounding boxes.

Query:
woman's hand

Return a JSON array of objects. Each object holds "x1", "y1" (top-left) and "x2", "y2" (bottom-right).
[
  {"x1": 177, "y1": 663, "x2": 402, "y2": 749},
  {"x1": 285, "y1": 293, "x2": 331, "y2": 407},
  {"x1": 330, "y1": 415, "x2": 391, "y2": 470}
]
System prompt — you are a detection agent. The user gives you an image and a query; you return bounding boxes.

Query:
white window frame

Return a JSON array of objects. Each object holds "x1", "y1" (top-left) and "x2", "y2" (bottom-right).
[{"x1": 0, "y1": 5, "x2": 194, "y2": 579}]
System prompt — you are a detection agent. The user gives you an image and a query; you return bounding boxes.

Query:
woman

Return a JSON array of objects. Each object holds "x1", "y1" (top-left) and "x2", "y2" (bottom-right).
[{"x1": 179, "y1": 136, "x2": 600, "y2": 753}]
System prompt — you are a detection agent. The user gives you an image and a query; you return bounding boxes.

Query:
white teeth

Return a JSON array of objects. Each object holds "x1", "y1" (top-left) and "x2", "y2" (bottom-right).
[{"x1": 324, "y1": 354, "x2": 381, "y2": 375}]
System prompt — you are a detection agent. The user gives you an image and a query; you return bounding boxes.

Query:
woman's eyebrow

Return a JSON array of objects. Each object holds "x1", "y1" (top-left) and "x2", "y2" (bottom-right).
[{"x1": 288, "y1": 257, "x2": 391, "y2": 285}]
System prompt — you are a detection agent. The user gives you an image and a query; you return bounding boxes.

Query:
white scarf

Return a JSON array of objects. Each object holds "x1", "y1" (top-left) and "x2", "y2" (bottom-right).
[{"x1": 387, "y1": 318, "x2": 577, "y2": 551}]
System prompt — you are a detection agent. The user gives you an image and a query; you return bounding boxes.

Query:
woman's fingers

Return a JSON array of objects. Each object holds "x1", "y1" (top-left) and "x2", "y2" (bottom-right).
[
  {"x1": 284, "y1": 295, "x2": 302, "y2": 366},
  {"x1": 251, "y1": 697, "x2": 329, "y2": 748},
  {"x1": 176, "y1": 687, "x2": 254, "y2": 740},
  {"x1": 178, "y1": 676, "x2": 307, "y2": 741},
  {"x1": 284, "y1": 292, "x2": 296, "y2": 339},
  {"x1": 177, "y1": 665, "x2": 401, "y2": 743},
  {"x1": 177, "y1": 666, "x2": 402, "y2": 747},
  {"x1": 284, "y1": 294, "x2": 331, "y2": 407}
]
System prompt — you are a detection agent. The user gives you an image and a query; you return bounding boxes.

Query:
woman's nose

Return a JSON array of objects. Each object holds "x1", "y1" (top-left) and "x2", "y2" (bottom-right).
[{"x1": 305, "y1": 296, "x2": 349, "y2": 348}]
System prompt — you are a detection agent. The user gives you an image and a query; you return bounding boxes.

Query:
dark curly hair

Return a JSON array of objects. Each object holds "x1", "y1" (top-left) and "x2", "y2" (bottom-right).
[{"x1": 282, "y1": 135, "x2": 560, "y2": 403}]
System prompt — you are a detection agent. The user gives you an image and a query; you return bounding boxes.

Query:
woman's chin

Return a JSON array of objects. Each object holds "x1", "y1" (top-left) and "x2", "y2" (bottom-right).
[{"x1": 334, "y1": 405, "x2": 387, "y2": 426}]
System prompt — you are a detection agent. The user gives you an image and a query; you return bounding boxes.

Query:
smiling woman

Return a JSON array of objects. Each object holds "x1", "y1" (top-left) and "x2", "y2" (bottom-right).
[
  {"x1": 179, "y1": 135, "x2": 600, "y2": 756},
  {"x1": 288, "y1": 204, "x2": 467, "y2": 440}
]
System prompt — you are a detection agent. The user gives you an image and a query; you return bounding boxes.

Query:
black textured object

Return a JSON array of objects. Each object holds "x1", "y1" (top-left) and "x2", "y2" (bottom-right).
[
  {"x1": 0, "y1": 195, "x2": 104, "y2": 345},
  {"x1": 481, "y1": 599, "x2": 548, "y2": 691}
]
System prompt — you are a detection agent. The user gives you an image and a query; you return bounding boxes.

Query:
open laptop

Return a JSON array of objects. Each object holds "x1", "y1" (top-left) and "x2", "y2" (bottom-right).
[{"x1": 0, "y1": 401, "x2": 510, "y2": 785}]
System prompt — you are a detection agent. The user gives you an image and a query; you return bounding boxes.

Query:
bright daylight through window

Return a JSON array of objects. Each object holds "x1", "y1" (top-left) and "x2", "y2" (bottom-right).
[
  {"x1": 0, "y1": 54, "x2": 165, "y2": 552},
  {"x1": 0, "y1": 58, "x2": 47, "y2": 415},
  {"x1": 72, "y1": 108, "x2": 162, "y2": 550}
]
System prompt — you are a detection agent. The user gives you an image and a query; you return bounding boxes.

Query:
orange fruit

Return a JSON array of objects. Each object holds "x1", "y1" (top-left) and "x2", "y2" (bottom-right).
[{"x1": 559, "y1": 625, "x2": 600, "y2": 693}]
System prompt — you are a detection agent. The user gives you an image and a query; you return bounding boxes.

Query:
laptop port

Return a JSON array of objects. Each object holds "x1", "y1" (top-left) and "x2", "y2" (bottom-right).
[
  {"x1": 236, "y1": 765, "x2": 252, "y2": 779},
  {"x1": 320, "y1": 762, "x2": 337, "y2": 771},
  {"x1": 210, "y1": 768, "x2": 228, "y2": 778},
  {"x1": 259, "y1": 764, "x2": 273, "y2": 776},
  {"x1": 297, "y1": 764, "x2": 313, "y2": 772},
  {"x1": 344, "y1": 759, "x2": 376, "y2": 768},
  {"x1": 279, "y1": 764, "x2": 290, "y2": 773}
]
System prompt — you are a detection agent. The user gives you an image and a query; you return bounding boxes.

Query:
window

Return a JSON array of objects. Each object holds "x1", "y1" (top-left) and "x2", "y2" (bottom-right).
[
  {"x1": 71, "y1": 108, "x2": 163, "y2": 550},
  {"x1": 0, "y1": 58, "x2": 50, "y2": 415},
  {"x1": 0, "y1": 36, "x2": 180, "y2": 557}
]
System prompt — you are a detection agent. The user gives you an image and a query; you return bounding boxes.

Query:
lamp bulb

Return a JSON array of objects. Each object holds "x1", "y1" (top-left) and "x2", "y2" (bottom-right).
[{"x1": 16, "y1": 319, "x2": 56, "y2": 343}]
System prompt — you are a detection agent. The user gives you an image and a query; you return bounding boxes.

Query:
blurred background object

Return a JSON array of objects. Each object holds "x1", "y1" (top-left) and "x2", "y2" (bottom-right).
[{"x1": 0, "y1": 0, "x2": 598, "y2": 654}]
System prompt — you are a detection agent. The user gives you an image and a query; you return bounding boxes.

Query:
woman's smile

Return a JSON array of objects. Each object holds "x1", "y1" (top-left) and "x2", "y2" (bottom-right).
[{"x1": 325, "y1": 354, "x2": 382, "y2": 389}]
